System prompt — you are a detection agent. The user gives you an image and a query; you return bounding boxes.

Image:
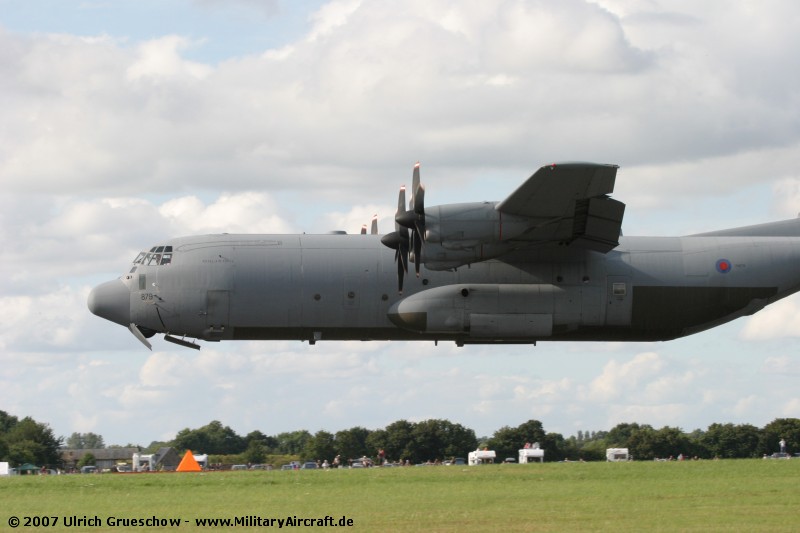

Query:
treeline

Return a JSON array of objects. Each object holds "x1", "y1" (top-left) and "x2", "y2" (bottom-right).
[
  {"x1": 3, "y1": 409, "x2": 799, "y2": 468},
  {"x1": 153, "y1": 417, "x2": 800, "y2": 464}
]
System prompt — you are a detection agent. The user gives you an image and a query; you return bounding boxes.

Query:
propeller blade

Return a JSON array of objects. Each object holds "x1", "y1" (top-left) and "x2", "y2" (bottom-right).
[
  {"x1": 414, "y1": 183, "x2": 425, "y2": 215},
  {"x1": 360, "y1": 224, "x2": 367, "y2": 235},
  {"x1": 396, "y1": 186, "x2": 406, "y2": 226},
  {"x1": 396, "y1": 247, "x2": 407, "y2": 293},
  {"x1": 410, "y1": 162, "x2": 420, "y2": 211},
  {"x1": 413, "y1": 183, "x2": 426, "y2": 274},
  {"x1": 378, "y1": 185, "x2": 410, "y2": 293},
  {"x1": 411, "y1": 164, "x2": 425, "y2": 276},
  {"x1": 412, "y1": 230, "x2": 422, "y2": 276},
  {"x1": 371, "y1": 214, "x2": 378, "y2": 235}
]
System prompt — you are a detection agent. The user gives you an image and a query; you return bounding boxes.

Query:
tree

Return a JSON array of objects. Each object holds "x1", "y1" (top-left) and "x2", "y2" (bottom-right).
[
  {"x1": 242, "y1": 440, "x2": 268, "y2": 465},
  {"x1": 627, "y1": 426, "x2": 694, "y2": 460},
  {"x1": 760, "y1": 418, "x2": 800, "y2": 455},
  {"x1": 172, "y1": 420, "x2": 245, "y2": 455},
  {"x1": 244, "y1": 430, "x2": 278, "y2": 453},
  {"x1": 487, "y1": 420, "x2": 547, "y2": 461},
  {"x1": 381, "y1": 420, "x2": 415, "y2": 462},
  {"x1": 77, "y1": 452, "x2": 96, "y2": 468},
  {"x1": 274, "y1": 430, "x2": 312, "y2": 455},
  {"x1": 606, "y1": 423, "x2": 648, "y2": 447},
  {"x1": 66, "y1": 432, "x2": 105, "y2": 449},
  {"x1": 542, "y1": 432, "x2": 568, "y2": 461},
  {"x1": 365, "y1": 429, "x2": 389, "y2": 462},
  {"x1": 335, "y1": 426, "x2": 371, "y2": 460},
  {"x1": 701, "y1": 423, "x2": 761, "y2": 458},
  {"x1": 5, "y1": 417, "x2": 62, "y2": 467},
  {"x1": 302, "y1": 430, "x2": 336, "y2": 462},
  {"x1": 575, "y1": 438, "x2": 607, "y2": 461},
  {"x1": 0, "y1": 410, "x2": 19, "y2": 434},
  {"x1": 405, "y1": 419, "x2": 477, "y2": 463}
]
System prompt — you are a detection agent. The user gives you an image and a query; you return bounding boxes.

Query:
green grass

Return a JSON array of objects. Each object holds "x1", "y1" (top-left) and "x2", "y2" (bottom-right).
[{"x1": 2, "y1": 460, "x2": 799, "y2": 531}]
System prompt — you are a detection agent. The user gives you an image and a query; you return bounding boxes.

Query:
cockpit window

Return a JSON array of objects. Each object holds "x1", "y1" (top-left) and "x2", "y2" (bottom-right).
[{"x1": 132, "y1": 245, "x2": 174, "y2": 266}]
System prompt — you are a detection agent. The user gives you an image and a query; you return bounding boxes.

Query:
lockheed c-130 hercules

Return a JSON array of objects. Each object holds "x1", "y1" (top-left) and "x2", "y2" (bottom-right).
[{"x1": 88, "y1": 162, "x2": 800, "y2": 350}]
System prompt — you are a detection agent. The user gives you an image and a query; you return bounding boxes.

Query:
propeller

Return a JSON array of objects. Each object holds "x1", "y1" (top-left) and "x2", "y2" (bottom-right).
[
  {"x1": 380, "y1": 186, "x2": 410, "y2": 293},
  {"x1": 396, "y1": 162, "x2": 426, "y2": 277}
]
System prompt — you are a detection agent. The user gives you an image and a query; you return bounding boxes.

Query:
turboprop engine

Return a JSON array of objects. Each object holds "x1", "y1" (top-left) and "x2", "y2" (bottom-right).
[
  {"x1": 381, "y1": 163, "x2": 536, "y2": 291},
  {"x1": 381, "y1": 162, "x2": 625, "y2": 292}
]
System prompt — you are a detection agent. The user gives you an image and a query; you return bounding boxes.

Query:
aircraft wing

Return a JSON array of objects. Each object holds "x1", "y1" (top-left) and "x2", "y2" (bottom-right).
[{"x1": 496, "y1": 162, "x2": 625, "y2": 253}]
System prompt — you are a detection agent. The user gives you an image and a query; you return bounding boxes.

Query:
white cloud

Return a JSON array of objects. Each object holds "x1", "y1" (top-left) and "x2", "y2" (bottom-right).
[
  {"x1": 587, "y1": 352, "x2": 664, "y2": 402},
  {"x1": 126, "y1": 36, "x2": 213, "y2": 81},
  {"x1": 3, "y1": 1, "x2": 799, "y2": 199},
  {"x1": 159, "y1": 192, "x2": 296, "y2": 234},
  {"x1": 740, "y1": 297, "x2": 800, "y2": 341},
  {"x1": 0, "y1": 286, "x2": 93, "y2": 350}
]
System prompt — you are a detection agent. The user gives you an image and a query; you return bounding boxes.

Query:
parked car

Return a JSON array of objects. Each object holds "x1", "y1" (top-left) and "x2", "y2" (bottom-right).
[
  {"x1": 80, "y1": 466, "x2": 97, "y2": 474},
  {"x1": 231, "y1": 464, "x2": 248, "y2": 471},
  {"x1": 300, "y1": 462, "x2": 318, "y2": 469}
]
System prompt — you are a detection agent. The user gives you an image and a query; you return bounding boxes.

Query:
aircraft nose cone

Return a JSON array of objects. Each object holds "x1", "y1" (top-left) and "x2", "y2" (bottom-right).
[{"x1": 88, "y1": 279, "x2": 130, "y2": 326}]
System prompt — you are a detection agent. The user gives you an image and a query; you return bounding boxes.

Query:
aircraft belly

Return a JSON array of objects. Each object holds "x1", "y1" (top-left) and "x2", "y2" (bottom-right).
[{"x1": 630, "y1": 285, "x2": 777, "y2": 338}]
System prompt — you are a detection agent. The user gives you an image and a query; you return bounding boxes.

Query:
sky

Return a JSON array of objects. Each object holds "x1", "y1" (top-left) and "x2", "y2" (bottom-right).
[{"x1": 2, "y1": 0, "x2": 800, "y2": 448}]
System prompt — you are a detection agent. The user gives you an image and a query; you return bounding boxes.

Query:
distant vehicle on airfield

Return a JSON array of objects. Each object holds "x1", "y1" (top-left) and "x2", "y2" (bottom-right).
[{"x1": 88, "y1": 162, "x2": 800, "y2": 350}]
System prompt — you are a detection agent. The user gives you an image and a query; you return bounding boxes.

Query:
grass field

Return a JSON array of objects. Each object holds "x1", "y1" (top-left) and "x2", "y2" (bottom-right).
[{"x1": 2, "y1": 460, "x2": 799, "y2": 532}]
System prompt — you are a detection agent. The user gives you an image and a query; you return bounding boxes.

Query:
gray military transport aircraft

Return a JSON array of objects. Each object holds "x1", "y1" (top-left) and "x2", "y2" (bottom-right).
[{"x1": 88, "y1": 162, "x2": 800, "y2": 350}]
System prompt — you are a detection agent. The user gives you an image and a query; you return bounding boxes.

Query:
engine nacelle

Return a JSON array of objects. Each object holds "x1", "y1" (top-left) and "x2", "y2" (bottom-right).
[
  {"x1": 423, "y1": 202, "x2": 531, "y2": 246},
  {"x1": 417, "y1": 203, "x2": 532, "y2": 270},
  {"x1": 387, "y1": 283, "x2": 564, "y2": 339}
]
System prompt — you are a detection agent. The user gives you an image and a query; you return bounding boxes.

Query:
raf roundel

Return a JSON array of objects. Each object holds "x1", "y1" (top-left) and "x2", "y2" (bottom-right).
[{"x1": 716, "y1": 259, "x2": 732, "y2": 273}]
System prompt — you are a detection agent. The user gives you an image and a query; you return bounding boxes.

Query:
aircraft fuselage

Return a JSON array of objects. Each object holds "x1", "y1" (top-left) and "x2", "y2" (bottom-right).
[{"x1": 88, "y1": 225, "x2": 800, "y2": 347}]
